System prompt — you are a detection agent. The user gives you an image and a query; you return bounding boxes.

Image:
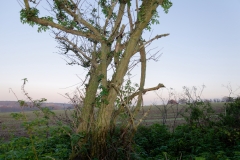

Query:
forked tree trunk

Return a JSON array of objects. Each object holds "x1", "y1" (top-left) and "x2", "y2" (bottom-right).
[
  {"x1": 79, "y1": 1, "x2": 162, "y2": 158},
  {"x1": 20, "y1": 0, "x2": 170, "y2": 159}
]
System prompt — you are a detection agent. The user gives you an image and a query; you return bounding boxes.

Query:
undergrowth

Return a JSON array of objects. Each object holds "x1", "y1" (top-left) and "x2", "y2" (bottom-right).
[{"x1": 1, "y1": 81, "x2": 240, "y2": 160}]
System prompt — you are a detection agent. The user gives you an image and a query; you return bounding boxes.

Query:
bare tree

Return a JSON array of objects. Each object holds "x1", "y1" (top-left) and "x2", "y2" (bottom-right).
[
  {"x1": 155, "y1": 88, "x2": 186, "y2": 130},
  {"x1": 19, "y1": 0, "x2": 172, "y2": 158}
]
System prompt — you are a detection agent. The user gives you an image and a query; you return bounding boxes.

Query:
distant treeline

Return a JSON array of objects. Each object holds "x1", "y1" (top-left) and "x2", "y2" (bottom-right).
[{"x1": 0, "y1": 101, "x2": 73, "y2": 113}]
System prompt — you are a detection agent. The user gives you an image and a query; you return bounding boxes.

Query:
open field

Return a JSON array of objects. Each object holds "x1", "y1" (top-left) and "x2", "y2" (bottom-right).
[
  {"x1": 0, "y1": 103, "x2": 226, "y2": 142},
  {"x1": 138, "y1": 102, "x2": 226, "y2": 127},
  {"x1": 0, "y1": 110, "x2": 66, "y2": 141}
]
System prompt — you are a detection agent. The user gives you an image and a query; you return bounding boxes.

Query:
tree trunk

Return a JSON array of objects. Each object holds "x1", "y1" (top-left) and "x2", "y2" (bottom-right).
[
  {"x1": 77, "y1": 69, "x2": 100, "y2": 133},
  {"x1": 20, "y1": 0, "x2": 171, "y2": 159}
]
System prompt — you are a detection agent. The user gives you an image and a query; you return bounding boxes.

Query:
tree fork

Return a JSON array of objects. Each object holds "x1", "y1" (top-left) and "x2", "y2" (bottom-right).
[{"x1": 19, "y1": 0, "x2": 172, "y2": 159}]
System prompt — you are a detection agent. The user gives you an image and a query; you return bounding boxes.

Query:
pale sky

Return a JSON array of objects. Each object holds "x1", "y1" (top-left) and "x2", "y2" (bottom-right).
[{"x1": 1, "y1": 1, "x2": 240, "y2": 104}]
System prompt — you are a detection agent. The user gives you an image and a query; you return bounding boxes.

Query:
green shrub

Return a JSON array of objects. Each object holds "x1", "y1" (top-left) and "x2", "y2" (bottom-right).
[
  {"x1": 219, "y1": 98, "x2": 240, "y2": 129},
  {"x1": 0, "y1": 134, "x2": 71, "y2": 160},
  {"x1": 133, "y1": 102, "x2": 240, "y2": 160},
  {"x1": 134, "y1": 124, "x2": 170, "y2": 159}
]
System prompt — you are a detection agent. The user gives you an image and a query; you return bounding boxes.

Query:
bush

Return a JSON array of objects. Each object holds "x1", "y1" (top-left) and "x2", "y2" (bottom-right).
[
  {"x1": 219, "y1": 98, "x2": 240, "y2": 129},
  {"x1": 134, "y1": 124, "x2": 170, "y2": 159},
  {"x1": 133, "y1": 99, "x2": 240, "y2": 160},
  {"x1": 0, "y1": 135, "x2": 71, "y2": 160}
]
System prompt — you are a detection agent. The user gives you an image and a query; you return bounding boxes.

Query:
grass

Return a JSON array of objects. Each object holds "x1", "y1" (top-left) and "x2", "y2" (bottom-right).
[
  {"x1": 0, "y1": 102, "x2": 225, "y2": 142},
  {"x1": 0, "y1": 109, "x2": 67, "y2": 142}
]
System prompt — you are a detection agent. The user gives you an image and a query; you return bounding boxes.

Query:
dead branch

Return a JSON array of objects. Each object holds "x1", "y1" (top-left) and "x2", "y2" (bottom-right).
[{"x1": 128, "y1": 83, "x2": 165, "y2": 101}]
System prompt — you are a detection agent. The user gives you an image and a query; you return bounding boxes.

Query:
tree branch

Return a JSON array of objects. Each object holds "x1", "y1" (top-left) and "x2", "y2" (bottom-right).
[
  {"x1": 30, "y1": 16, "x2": 100, "y2": 40},
  {"x1": 127, "y1": 3, "x2": 134, "y2": 32},
  {"x1": 23, "y1": 0, "x2": 102, "y2": 42},
  {"x1": 109, "y1": 3, "x2": 126, "y2": 41},
  {"x1": 56, "y1": 36, "x2": 98, "y2": 68},
  {"x1": 132, "y1": 33, "x2": 169, "y2": 56},
  {"x1": 133, "y1": 41, "x2": 146, "y2": 114},
  {"x1": 24, "y1": 0, "x2": 30, "y2": 9},
  {"x1": 128, "y1": 83, "x2": 165, "y2": 101},
  {"x1": 62, "y1": 4, "x2": 103, "y2": 39},
  {"x1": 103, "y1": 1, "x2": 118, "y2": 33},
  {"x1": 142, "y1": 33, "x2": 169, "y2": 48}
]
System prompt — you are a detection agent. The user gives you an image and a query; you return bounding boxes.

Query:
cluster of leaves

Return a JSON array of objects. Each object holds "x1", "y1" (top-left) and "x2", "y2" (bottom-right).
[
  {"x1": 144, "y1": 0, "x2": 173, "y2": 31},
  {"x1": 162, "y1": 0, "x2": 173, "y2": 13},
  {"x1": 53, "y1": 0, "x2": 82, "y2": 30},
  {"x1": 122, "y1": 79, "x2": 138, "y2": 103},
  {"x1": 99, "y1": 0, "x2": 117, "y2": 19},
  {"x1": 20, "y1": 8, "x2": 53, "y2": 32},
  {"x1": 95, "y1": 84, "x2": 109, "y2": 107}
]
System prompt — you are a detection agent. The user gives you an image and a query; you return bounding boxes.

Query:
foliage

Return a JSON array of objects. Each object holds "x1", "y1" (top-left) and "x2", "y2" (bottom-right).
[
  {"x1": 217, "y1": 98, "x2": 240, "y2": 146},
  {"x1": 20, "y1": 8, "x2": 53, "y2": 32},
  {"x1": 219, "y1": 98, "x2": 240, "y2": 128},
  {"x1": 0, "y1": 79, "x2": 72, "y2": 159},
  {"x1": 0, "y1": 135, "x2": 71, "y2": 160},
  {"x1": 182, "y1": 100, "x2": 215, "y2": 128},
  {"x1": 134, "y1": 124, "x2": 170, "y2": 159},
  {"x1": 134, "y1": 125, "x2": 240, "y2": 159},
  {"x1": 133, "y1": 99, "x2": 240, "y2": 159},
  {"x1": 2, "y1": 98, "x2": 240, "y2": 159}
]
